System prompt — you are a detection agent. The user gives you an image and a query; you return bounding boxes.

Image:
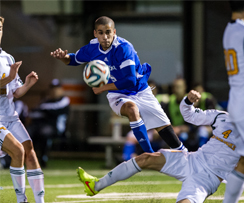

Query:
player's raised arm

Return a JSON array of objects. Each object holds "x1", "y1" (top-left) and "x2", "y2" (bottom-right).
[
  {"x1": 13, "y1": 71, "x2": 38, "y2": 98},
  {"x1": 180, "y1": 90, "x2": 221, "y2": 126},
  {"x1": 0, "y1": 61, "x2": 21, "y2": 87},
  {"x1": 50, "y1": 48, "x2": 70, "y2": 65}
]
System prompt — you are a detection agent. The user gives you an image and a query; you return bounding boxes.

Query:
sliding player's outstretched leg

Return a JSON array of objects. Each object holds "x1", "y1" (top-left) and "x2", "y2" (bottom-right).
[{"x1": 77, "y1": 167, "x2": 99, "y2": 196}]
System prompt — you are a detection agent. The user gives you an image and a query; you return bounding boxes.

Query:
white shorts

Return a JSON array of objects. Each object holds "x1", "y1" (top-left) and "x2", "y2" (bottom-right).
[
  {"x1": 107, "y1": 87, "x2": 170, "y2": 130},
  {"x1": 232, "y1": 119, "x2": 244, "y2": 156},
  {"x1": 0, "y1": 119, "x2": 31, "y2": 158},
  {"x1": 159, "y1": 149, "x2": 221, "y2": 203}
]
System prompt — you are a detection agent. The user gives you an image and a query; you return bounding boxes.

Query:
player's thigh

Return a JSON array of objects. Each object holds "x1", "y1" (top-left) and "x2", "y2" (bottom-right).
[
  {"x1": 8, "y1": 119, "x2": 31, "y2": 143},
  {"x1": 136, "y1": 89, "x2": 170, "y2": 129},
  {"x1": 158, "y1": 149, "x2": 188, "y2": 181},
  {"x1": 2, "y1": 132, "x2": 24, "y2": 157},
  {"x1": 236, "y1": 156, "x2": 244, "y2": 174},
  {"x1": 107, "y1": 93, "x2": 135, "y2": 116},
  {"x1": 177, "y1": 170, "x2": 220, "y2": 203},
  {"x1": 135, "y1": 152, "x2": 165, "y2": 171}
]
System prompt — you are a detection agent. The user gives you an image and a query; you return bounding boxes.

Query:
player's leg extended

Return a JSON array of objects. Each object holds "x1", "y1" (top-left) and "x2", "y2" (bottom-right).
[
  {"x1": 223, "y1": 156, "x2": 244, "y2": 203},
  {"x1": 156, "y1": 125, "x2": 187, "y2": 151},
  {"x1": 1, "y1": 132, "x2": 27, "y2": 203},
  {"x1": 77, "y1": 152, "x2": 165, "y2": 196},
  {"x1": 22, "y1": 140, "x2": 45, "y2": 203},
  {"x1": 121, "y1": 101, "x2": 154, "y2": 153},
  {"x1": 223, "y1": 121, "x2": 244, "y2": 203}
]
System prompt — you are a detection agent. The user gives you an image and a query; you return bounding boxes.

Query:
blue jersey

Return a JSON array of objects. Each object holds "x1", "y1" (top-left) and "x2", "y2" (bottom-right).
[{"x1": 68, "y1": 35, "x2": 151, "y2": 95}]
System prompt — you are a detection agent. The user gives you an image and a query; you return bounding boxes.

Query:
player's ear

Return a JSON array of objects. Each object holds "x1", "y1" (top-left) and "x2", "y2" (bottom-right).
[
  {"x1": 113, "y1": 28, "x2": 116, "y2": 35},
  {"x1": 94, "y1": 30, "x2": 97, "y2": 38}
]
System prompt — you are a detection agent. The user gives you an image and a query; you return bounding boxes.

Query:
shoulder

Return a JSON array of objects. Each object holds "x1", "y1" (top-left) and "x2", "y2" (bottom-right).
[
  {"x1": 90, "y1": 38, "x2": 99, "y2": 45},
  {"x1": 113, "y1": 36, "x2": 135, "y2": 55},
  {"x1": 0, "y1": 50, "x2": 15, "y2": 64}
]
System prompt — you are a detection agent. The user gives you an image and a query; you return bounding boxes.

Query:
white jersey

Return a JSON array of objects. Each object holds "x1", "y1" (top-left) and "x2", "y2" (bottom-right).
[
  {"x1": 223, "y1": 19, "x2": 244, "y2": 122},
  {"x1": 0, "y1": 49, "x2": 22, "y2": 121},
  {"x1": 180, "y1": 97, "x2": 241, "y2": 180}
]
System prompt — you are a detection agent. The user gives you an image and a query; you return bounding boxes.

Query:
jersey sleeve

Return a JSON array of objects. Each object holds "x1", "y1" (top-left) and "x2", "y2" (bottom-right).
[
  {"x1": 180, "y1": 96, "x2": 222, "y2": 126},
  {"x1": 68, "y1": 44, "x2": 91, "y2": 66},
  {"x1": 6, "y1": 55, "x2": 23, "y2": 92},
  {"x1": 10, "y1": 74, "x2": 23, "y2": 93},
  {"x1": 113, "y1": 44, "x2": 137, "y2": 90}
]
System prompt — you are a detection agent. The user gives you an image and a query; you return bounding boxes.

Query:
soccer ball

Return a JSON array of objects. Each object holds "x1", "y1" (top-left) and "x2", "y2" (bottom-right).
[{"x1": 83, "y1": 60, "x2": 110, "y2": 87}]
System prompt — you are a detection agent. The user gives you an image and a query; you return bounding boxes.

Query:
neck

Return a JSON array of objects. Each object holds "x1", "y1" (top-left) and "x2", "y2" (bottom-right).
[{"x1": 232, "y1": 11, "x2": 244, "y2": 21}]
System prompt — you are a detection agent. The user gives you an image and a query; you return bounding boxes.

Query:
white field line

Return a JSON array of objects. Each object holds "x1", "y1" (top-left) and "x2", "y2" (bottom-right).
[
  {"x1": 54, "y1": 192, "x2": 244, "y2": 202},
  {"x1": 0, "y1": 169, "x2": 164, "y2": 177},
  {"x1": 0, "y1": 180, "x2": 181, "y2": 190}
]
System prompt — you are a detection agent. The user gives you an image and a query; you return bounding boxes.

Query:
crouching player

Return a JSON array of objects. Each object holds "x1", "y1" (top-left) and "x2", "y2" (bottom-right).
[{"x1": 77, "y1": 90, "x2": 242, "y2": 203}]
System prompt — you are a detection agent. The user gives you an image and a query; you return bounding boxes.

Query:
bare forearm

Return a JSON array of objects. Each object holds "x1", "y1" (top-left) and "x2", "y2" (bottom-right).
[
  {"x1": 92, "y1": 83, "x2": 118, "y2": 95},
  {"x1": 13, "y1": 84, "x2": 32, "y2": 98},
  {"x1": 101, "y1": 83, "x2": 118, "y2": 91},
  {"x1": 59, "y1": 56, "x2": 71, "y2": 65}
]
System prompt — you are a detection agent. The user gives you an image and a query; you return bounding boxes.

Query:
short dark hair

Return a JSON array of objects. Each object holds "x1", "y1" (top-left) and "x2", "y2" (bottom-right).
[
  {"x1": 229, "y1": 0, "x2": 244, "y2": 12},
  {"x1": 94, "y1": 16, "x2": 115, "y2": 30},
  {"x1": 0, "y1": 16, "x2": 4, "y2": 24}
]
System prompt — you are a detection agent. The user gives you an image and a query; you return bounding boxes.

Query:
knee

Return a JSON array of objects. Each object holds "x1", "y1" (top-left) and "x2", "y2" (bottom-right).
[
  {"x1": 135, "y1": 153, "x2": 152, "y2": 169},
  {"x1": 11, "y1": 143, "x2": 25, "y2": 162},
  {"x1": 25, "y1": 146, "x2": 38, "y2": 163},
  {"x1": 122, "y1": 102, "x2": 140, "y2": 119}
]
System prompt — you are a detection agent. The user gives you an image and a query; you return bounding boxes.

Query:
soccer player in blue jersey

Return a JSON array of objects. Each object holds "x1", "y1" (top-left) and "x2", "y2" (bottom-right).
[{"x1": 51, "y1": 16, "x2": 186, "y2": 155}]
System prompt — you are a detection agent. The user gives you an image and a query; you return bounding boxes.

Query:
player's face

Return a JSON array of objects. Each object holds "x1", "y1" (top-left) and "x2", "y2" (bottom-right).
[
  {"x1": 0, "y1": 21, "x2": 3, "y2": 45},
  {"x1": 94, "y1": 24, "x2": 116, "y2": 51}
]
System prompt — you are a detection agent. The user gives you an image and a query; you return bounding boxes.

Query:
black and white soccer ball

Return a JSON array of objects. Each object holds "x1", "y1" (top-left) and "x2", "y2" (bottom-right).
[{"x1": 83, "y1": 60, "x2": 110, "y2": 87}]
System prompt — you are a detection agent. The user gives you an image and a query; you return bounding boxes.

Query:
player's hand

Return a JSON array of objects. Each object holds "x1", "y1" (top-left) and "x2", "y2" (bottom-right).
[
  {"x1": 187, "y1": 90, "x2": 201, "y2": 103},
  {"x1": 25, "y1": 71, "x2": 38, "y2": 86},
  {"x1": 92, "y1": 86, "x2": 104, "y2": 95},
  {"x1": 50, "y1": 48, "x2": 68, "y2": 59},
  {"x1": 9, "y1": 61, "x2": 22, "y2": 80}
]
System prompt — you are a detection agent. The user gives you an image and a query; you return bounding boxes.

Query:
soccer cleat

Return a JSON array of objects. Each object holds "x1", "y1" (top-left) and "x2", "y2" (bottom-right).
[{"x1": 77, "y1": 167, "x2": 99, "y2": 196}]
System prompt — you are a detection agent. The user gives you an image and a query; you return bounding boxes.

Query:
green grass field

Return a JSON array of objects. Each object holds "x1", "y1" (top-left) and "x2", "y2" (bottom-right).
[{"x1": 0, "y1": 158, "x2": 243, "y2": 203}]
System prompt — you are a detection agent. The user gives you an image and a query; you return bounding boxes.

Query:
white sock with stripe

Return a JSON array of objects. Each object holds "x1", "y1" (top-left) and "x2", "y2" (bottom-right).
[
  {"x1": 27, "y1": 168, "x2": 45, "y2": 203},
  {"x1": 223, "y1": 170, "x2": 244, "y2": 203},
  {"x1": 95, "y1": 157, "x2": 141, "y2": 191},
  {"x1": 10, "y1": 166, "x2": 27, "y2": 203}
]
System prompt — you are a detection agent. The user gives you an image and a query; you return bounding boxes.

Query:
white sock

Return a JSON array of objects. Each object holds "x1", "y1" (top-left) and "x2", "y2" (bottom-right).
[
  {"x1": 27, "y1": 168, "x2": 45, "y2": 203},
  {"x1": 95, "y1": 158, "x2": 141, "y2": 191},
  {"x1": 10, "y1": 166, "x2": 27, "y2": 203},
  {"x1": 223, "y1": 170, "x2": 244, "y2": 203}
]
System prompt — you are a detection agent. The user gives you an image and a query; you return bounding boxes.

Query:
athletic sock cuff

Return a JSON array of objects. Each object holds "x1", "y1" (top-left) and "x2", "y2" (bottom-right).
[
  {"x1": 27, "y1": 168, "x2": 44, "y2": 179},
  {"x1": 130, "y1": 119, "x2": 144, "y2": 129},
  {"x1": 10, "y1": 166, "x2": 25, "y2": 176},
  {"x1": 232, "y1": 170, "x2": 244, "y2": 180},
  {"x1": 131, "y1": 157, "x2": 142, "y2": 172}
]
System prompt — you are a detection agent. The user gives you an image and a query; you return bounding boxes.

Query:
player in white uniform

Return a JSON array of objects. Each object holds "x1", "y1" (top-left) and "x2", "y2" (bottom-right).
[
  {"x1": 77, "y1": 90, "x2": 241, "y2": 203},
  {"x1": 222, "y1": 1, "x2": 244, "y2": 203},
  {"x1": 0, "y1": 16, "x2": 45, "y2": 203}
]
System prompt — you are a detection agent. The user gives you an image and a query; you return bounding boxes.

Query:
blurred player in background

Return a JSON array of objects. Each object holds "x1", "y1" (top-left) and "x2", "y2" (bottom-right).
[
  {"x1": 28, "y1": 79, "x2": 70, "y2": 168},
  {"x1": 77, "y1": 90, "x2": 242, "y2": 203},
  {"x1": 222, "y1": 1, "x2": 244, "y2": 202},
  {"x1": 0, "y1": 16, "x2": 45, "y2": 203},
  {"x1": 51, "y1": 16, "x2": 187, "y2": 158}
]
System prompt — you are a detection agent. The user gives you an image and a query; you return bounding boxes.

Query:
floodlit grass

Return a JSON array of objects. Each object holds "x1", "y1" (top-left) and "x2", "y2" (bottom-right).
[{"x1": 0, "y1": 158, "x2": 242, "y2": 203}]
